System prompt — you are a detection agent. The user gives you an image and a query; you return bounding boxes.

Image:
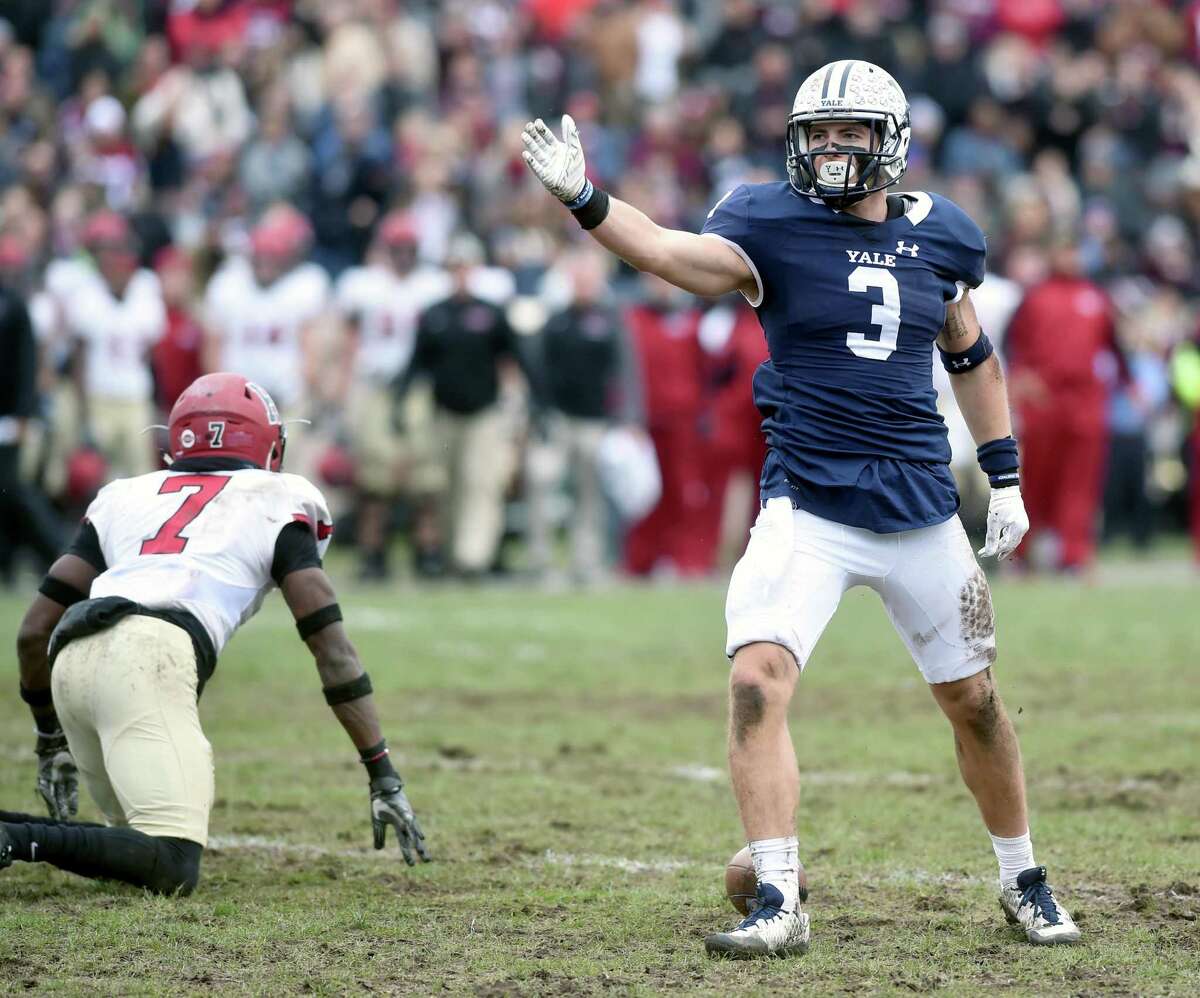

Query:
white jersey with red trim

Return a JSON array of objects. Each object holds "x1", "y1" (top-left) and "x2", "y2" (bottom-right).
[
  {"x1": 204, "y1": 258, "x2": 330, "y2": 408},
  {"x1": 334, "y1": 264, "x2": 449, "y2": 384},
  {"x1": 85, "y1": 468, "x2": 333, "y2": 654},
  {"x1": 67, "y1": 268, "x2": 166, "y2": 401}
]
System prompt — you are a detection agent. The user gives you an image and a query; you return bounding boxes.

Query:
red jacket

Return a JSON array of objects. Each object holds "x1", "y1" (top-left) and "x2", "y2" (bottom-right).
[
  {"x1": 1006, "y1": 276, "x2": 1120, "y2": 411},
  {"x1": 625, "y1": 304, "x2": 703, "y2": 427}
]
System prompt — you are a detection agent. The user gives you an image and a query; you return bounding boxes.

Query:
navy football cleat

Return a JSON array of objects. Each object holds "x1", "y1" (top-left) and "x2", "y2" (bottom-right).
[
  {"x1": 705, "y1": 883, "x2": 811, "y2": 958},
  {"x1": 999, "y1": 866, "x2": 1081, "y2": 945}
]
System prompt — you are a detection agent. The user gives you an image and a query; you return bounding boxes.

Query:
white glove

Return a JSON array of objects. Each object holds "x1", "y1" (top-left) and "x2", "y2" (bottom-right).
[
  {"x1": 978, "y1": 487, "x2": 1029, "y2": 560},
  {"x1": 521, "y1": 115, "x2": 588, "y2": 203}
]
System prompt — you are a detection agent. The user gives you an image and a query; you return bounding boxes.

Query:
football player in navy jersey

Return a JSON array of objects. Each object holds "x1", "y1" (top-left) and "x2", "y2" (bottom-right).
[{"x1": 524, "y1": 59, "x2": 1080, "y2": 957}]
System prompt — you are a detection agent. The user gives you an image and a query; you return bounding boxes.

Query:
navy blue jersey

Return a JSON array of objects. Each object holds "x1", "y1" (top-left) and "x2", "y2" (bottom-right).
[{"x1": 701, "y1": 182, "x2": 986, "y2": 533}]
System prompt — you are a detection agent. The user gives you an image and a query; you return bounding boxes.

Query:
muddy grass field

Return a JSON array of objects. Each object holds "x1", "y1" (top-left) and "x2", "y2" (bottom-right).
[{"x1": 0, "y1": 569, "x2": 1197, "y2": 995}]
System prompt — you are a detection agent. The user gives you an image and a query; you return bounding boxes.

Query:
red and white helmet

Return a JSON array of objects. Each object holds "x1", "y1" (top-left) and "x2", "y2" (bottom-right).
[
  {"x1": 250, "y1": 205, "x2": 312, "y2": 260},
  {"x1": 167, "y1": 373, "x2": 286, "y2": 471}
]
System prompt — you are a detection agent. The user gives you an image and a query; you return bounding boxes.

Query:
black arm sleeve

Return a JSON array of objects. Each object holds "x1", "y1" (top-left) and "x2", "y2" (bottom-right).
[
  {"x1": 271, "y1": 521, "x2": 322, "y2": 585},
  {"x1": 66, "y1": 520, "x2": 107, "y2": 573}
]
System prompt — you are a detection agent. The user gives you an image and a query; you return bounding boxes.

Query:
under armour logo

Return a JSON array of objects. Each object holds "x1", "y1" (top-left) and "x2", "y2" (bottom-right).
[
  {"x1": 950, "y1": 357, "x2": 971, "y2": 369},
  {"x1": 896, "y1": 240, "x2": 919, "y2": 257}
]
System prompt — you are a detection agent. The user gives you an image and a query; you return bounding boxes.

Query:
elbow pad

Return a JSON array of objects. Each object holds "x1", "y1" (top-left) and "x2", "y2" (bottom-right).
[{"x1": 938, "y1": 332, "x2": 994, "y2": 374}]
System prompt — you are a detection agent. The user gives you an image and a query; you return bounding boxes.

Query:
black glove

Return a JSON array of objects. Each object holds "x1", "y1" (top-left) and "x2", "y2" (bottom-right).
[
  {"x1": 370, "y1": 775, "x2": 429, "y2": 865},
  {"x1": 36, "y1": 729, "x2": 78, "y2": 820}
]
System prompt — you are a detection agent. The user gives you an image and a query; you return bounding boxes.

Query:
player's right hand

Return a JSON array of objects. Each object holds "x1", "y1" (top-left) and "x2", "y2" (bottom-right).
[
  {"x1": 370, "y1": 775, "x2": 430, "y2": 866},
  {"x1": 35, "y1": 730, "x2": 78, "y2": 820},
  {"x1": 521, "y1": 115, "x2": 588, "y2": 203}
]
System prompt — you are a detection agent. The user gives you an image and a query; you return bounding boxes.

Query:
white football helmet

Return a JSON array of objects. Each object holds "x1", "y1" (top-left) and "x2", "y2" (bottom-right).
[{"x1": 786, "y1": 60, "x2": 911, "y2": 206}]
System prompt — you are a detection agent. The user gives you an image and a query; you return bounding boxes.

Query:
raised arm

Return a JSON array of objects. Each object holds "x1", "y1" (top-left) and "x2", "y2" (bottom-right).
[
  {"x1": 937, "y1": 292, "x2": 1028, "y2": 560},
  {"x1": 280, "y1": 565, "x2": 430, "y2": 864},
  {"x1": 522, "y1": 116, "x2": 754, "y2": 300}
]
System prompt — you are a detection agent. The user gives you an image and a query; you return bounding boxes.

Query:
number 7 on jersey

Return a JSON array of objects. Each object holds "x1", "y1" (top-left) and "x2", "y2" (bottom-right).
[{"x1": 140, "y1": 475, "x2": 231, "y2": 555}]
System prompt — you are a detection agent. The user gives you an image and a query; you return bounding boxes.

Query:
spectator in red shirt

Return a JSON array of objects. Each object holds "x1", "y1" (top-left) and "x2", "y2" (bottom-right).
[
  {"x1": 1006, "y1": 238, "x2": 1122, "y2": 571},
  {"x1": 150, "y1": 246, "x2": 204, "y2": 415}
]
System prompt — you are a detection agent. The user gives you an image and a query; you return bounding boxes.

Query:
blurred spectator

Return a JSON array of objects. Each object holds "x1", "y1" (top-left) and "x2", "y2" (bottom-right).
[
  {"x1": 68, "y1": 210, "x2": 165, "y2": 479},
  {"x1": 333, "y1": 211, "x2": 449, "y2": 581},
  {"x1": 239, "y1": 84, "x2": 311, "y2": 217},
  {"x1": 1007, "y1": 238, "x2": 1121, "y2": 572},
  {"x1": 526, "y1": 248, "x2": 642, "y2": 584},
  {"x1": 74, "y1": 94, "x2": 144, "y2": 210},
  {"x1": 623, "y1": 275, "x2": 709, "y2": 578},
  {"x1": 0, "y1": 246, "x2": 63, "y2": 578},
  {"x1": 150, "y1": 246, "x2": 204, "y2": 414},
  {"x1": 398, "y1": 234, "x2": 533, "y2": 578},
  {"x1": 696, "y1": 300, "x2": 768, "y2": 573}
]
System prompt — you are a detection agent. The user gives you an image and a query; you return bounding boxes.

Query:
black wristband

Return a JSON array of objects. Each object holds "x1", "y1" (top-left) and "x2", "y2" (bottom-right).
[
  {"x1": 296, "y1": 603, "x2": 343, "y2": 640},
  {"x1": 977, "y1": 436, "x2": 1020, "y2": 488},
  {"x1": 569, "y1": 182, "x2": 611, "y2": 231},
  {"x1": 38, "y1": 575, "x2": 88, "y2": 608},
  {"x1": 323, "y1": 672, "x2": 372, "y2": 706},
  {"x1": 359, "y1": 739, "x2": 399, "y2": 780},
  {"x1": 20, "y1": 684, "x2": 54, "y2": 707}
]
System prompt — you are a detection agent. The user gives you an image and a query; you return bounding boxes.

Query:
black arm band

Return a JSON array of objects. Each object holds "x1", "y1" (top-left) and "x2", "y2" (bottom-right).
[
  {"x1": 323, "y1": 672, "x2": 373, "y2": 706},
  {"x1": 567, "y1": 180, "x2": 611, "y2": 231},
  {"x1": 20, "y1": 684, "x2": 54, "y2": 707},
  {"x1": 938, "y1": 331, "x2": 994, "y2": 374},
  {"x1": 296, "y1": 603, "x2": 343, "y2": 640},
  {"x1": 977, "y1": 436, "x2": 1021, "y2": 489},
  {"x1": 38, "y1": 575, "x2": 88, "y2": 608}
]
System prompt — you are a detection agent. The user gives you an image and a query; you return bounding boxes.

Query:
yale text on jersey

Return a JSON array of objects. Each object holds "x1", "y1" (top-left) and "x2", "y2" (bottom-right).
[{"x1": 846, "y1": 249, "x2": 897, "y2": 268}]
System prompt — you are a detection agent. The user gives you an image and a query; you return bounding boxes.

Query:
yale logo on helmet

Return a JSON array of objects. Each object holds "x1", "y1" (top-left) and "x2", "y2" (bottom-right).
[
  {"x1": 245, "y1": 381, "x2": 281, "y2": 425},
  {"x1": 180, "y1": 428, "x2": 196, "y2": 448}
]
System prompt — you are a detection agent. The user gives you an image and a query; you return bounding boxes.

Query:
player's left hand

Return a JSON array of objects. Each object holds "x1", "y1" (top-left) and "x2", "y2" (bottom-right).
[
  {"x1": 370, "y1": 776, "x2": 430, "y2": 865},
  {"x1": 979, "y1": 487, "x2": 1029, "y2": 561},
  {"x1": 36, "y1": 729, "x2": 79, "y2": 820}
]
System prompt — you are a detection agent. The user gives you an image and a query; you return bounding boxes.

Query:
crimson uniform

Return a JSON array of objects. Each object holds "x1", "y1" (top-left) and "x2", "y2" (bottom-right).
[
  {"x1": 623, "y1": 302, "x2": 711, "y2": 576},
  {"x1": 1006, "y1": 276, "x2": 1118, "y2": 569}
]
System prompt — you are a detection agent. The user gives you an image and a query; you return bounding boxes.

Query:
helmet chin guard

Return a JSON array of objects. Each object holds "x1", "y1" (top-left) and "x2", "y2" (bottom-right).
[{"x1": 786, "y1": 60, "x2": 911, "y2": 207}]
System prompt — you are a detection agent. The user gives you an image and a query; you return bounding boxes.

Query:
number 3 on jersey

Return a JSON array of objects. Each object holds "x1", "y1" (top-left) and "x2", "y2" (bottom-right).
[
  {"x1": 140, "y1": 475, "x2": 230, "y2": 555},
  {"x1": 846, "y1": 265, "x2": 901, "y2": 361}
]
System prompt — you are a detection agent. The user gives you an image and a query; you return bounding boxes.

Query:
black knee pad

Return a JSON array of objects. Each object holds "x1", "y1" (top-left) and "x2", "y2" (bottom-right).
[{"x1": 148, "y1": 837, "x2": 203, "y2": 896}]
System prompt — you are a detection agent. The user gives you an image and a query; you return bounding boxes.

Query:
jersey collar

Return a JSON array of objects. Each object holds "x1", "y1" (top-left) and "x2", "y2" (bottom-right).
[{"x1": 168, "y1": 457, "x2": 260, "y2": 473}]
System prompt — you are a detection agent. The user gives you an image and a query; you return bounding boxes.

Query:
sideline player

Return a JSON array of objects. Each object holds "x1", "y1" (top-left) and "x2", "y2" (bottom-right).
[
  {"x1": 523, "y1": 60, "x2": 1079, "y2": 955},
  {"x1": 2, "y1": 373, "x2": 428, "y2": 894}
]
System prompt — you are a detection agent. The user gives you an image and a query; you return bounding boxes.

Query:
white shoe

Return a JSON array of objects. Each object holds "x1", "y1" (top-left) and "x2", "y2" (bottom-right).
[
  {"x1": 705, "y1": 883, "x2": 811, "y2": 959},
  {"x1": 1000, "y1": 866, "x2": 1081, "y2": 945}
]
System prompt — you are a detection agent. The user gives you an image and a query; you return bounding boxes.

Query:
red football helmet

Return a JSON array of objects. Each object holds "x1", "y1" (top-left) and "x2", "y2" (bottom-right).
[
  {"x1": 250, "y1": 205, "x2": 312, "y2": 259},
  {"x1": 378, "y1": 211, "x2": 417, "y2": 247},
  {"x1": 167, "y1": 373, "x2": 286, "y2": 471},
  {"x1": 65, "y1": 446, "x2": 108, "y2": 504}
]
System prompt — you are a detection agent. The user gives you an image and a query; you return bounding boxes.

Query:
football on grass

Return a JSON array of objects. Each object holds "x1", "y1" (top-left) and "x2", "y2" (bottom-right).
[{"x1": 725, "y1": 846, "x2": 809, "y2": 915}]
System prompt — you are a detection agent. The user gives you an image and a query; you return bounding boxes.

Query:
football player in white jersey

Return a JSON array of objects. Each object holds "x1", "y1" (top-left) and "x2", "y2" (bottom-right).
[
  {"x1": 333, "y1": 211, "x2": 449, "y2": 579},
  {"x1": 203, "y1": 205, "x2": 331, "y2": 415},
  {"x1": 68, "y1": 210, "x2": 166, "y2": 479},
  {"x1": 2, "y1": 373, "x2": 428, "y2": 894}
]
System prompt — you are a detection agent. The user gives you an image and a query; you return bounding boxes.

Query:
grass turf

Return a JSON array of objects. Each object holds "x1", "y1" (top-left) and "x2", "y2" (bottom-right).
[{"x1": 1, "y1": 569, "x2": 1197, "y2": 995}]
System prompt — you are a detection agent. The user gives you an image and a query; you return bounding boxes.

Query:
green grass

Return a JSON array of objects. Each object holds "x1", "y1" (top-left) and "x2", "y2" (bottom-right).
[{"x1": 1, "y1": 567, "x2": 1198, "y2": 995}]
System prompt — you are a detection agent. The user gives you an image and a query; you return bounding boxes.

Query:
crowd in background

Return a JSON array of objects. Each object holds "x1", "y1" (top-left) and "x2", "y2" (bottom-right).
[{"x1": 1, "y1": 0, "x2": 1200, "y2": 584}]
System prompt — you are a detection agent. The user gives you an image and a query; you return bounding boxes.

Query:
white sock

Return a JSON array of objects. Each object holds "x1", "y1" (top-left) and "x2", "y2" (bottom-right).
[
  {"x1": 748, "y1": 836, "x2": 800, "y2": 912},
  {"x1": 990, "y1": 830, "x2": 1036, "y2": 886}
]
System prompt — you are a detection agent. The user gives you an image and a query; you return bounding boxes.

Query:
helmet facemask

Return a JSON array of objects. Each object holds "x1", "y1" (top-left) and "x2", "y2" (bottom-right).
[{"x1": 786, "y1": 110, "x2": 909, "y2": 208}]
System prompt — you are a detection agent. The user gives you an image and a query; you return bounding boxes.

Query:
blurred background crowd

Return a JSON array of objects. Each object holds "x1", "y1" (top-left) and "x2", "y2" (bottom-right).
[{"x1": 1, "y1": 0, "x2": 1199, "y2": 585}]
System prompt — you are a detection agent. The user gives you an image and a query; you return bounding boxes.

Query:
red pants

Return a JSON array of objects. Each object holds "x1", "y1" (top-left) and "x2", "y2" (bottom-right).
[
  {"x1": 624, "y1": 421, "x2": 713, "y2": 576},
  {"x1": 1191, "y1": 426, "x2": 1200, "y2": 563},
  {"x1": 1018, "y1": 407, "x2": 1107, "y2": 569}
]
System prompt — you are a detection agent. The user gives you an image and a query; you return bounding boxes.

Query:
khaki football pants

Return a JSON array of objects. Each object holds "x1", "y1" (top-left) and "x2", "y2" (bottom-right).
[
  {"x1": 437, "y1": 405, "x2": 516, "y2": 573},
  {"x1": 51, "y1": 615, "x2": 214, "y2": 846},
  {"x1": 91, "y1": 397, "x2": 157, "y2": 479}
]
